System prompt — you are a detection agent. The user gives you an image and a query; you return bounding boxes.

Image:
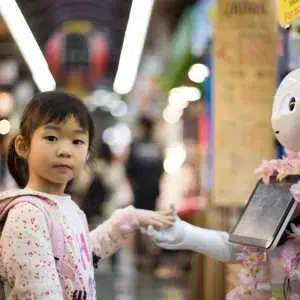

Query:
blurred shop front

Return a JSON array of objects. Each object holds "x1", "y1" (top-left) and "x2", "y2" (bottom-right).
[
  {"x1": 0, "y1": 0, "x2": 299, "y2": 299},
  {"x1": 133, "y1": 0, "x2": 293, "y2": 299}
]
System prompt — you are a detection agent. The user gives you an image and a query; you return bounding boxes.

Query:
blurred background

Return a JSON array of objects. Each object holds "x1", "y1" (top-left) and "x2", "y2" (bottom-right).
[{"x1": 0, "y1": 0, "x2": 293, "y2": 299}]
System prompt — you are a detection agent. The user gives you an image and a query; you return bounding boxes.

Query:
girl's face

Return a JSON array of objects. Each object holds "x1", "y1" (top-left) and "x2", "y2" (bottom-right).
[{"x1": 24, "y1": 116, "x2": 89, "y2": 195}]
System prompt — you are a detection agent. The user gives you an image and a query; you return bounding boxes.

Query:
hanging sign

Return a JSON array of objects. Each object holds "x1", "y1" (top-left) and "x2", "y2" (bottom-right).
[
  {"x1": 213, "y1": 0, "x2": 278, "y2": 206},
  {"x1": 277, "y1": 0, "x2": 300, "y2": 27}
]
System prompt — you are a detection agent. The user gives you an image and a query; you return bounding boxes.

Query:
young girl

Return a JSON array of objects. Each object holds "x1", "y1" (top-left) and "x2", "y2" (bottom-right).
[
  {"x1": 146, "y1": 69, "x2": 300, "y2": 300},
  {"x1": 0, "y1": 91, "x2": 175, "y2": 300}
]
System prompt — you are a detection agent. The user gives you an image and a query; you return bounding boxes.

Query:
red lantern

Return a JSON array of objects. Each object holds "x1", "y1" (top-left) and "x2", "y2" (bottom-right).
[
  {"x1": 45, "y1": 22, "x2": 109, "y2": 92},
  {"x1": 45, "y1": 31, "x2": 63, "y2": 79}
]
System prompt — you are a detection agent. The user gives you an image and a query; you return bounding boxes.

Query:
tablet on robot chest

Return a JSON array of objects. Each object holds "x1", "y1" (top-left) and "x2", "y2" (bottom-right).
[{"x1": 229, "y1": 175, "x2": 300, "y2": 250}]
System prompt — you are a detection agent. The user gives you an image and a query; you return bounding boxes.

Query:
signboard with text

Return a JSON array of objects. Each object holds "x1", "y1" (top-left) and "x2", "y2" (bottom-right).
[{"x1": 213, "y1": 0, "x2": 278, "y2": 206}]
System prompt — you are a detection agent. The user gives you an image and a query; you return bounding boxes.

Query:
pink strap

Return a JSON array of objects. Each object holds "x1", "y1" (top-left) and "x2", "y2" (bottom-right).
[
  {"x1": 2, "y1": 195, "x2": 64, "y2": 259},
  {"x1": 56, "y1": 259, "x2": 82, "y2": 291},
  {"x1": 2, "y1": 194, "x2": 84, "y2": 292},
  {"x1": 78, "y1": 211, "x2": 90, "y2": 240}
]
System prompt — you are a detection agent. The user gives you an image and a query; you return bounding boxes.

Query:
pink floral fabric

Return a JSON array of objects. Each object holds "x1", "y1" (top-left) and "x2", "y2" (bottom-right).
[
  {"x1": 90, "y1": 206, "x2": 139, "y2": 259},
  {"x1": 0, "y1": 190, "x2": 139, "y2": 300},
  {"x1": 1, "y1": 202, "x2": 64, "y2": 299}
]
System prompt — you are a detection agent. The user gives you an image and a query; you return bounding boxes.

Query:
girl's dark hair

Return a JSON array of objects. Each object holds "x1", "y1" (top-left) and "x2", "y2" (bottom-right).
[{"x1": 7, "y1": 91, "x2": 95, "y2": 188}]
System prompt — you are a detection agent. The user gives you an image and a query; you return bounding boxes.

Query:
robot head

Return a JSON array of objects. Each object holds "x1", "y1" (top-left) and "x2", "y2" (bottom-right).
[{"x1": 272, "y1": 69, "x2": 300, "y2": 152}]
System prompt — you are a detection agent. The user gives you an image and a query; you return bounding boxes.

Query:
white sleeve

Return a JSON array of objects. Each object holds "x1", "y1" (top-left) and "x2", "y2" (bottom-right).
[
  {"x1": 148, "y1": 219, "x2": 242, "y2": 263},
  {"x1": 179, "y1": 222, "x2": 241, "y2": 263},
  {"x1": 0, "y1": 202, "x2": 64, "y2": 299}
]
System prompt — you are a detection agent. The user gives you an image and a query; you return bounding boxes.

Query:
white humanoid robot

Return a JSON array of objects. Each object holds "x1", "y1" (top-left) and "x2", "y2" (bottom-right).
[{"x1": 143, "y1": 69, "x2": 300, "y2": 299}]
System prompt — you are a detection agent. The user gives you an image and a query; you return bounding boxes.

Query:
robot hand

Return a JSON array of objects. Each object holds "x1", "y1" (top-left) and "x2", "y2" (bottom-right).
[
  {"x1": 141, "y1": 204, "x2": 235, "y2": 261},
  {"x1": 140, "y1": 204, "x2": 187, "y2": 250}
]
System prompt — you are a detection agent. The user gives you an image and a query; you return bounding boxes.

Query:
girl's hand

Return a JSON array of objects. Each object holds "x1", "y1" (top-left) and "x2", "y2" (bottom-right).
[
  {"x1": 135, "y1": 208, "x2": 176, "y2": 229},
  {"x1": 142, "y1": 217, "x2": 186, "y2": 250},
  {"x1": 141, "y1": 205, "x2": 185, "y2": 249}
]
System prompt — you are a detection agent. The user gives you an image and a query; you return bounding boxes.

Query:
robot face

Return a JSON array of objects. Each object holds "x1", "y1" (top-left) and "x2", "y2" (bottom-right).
[{"x1": 272, "y1": 69, "x2": 300, "y2": 152}]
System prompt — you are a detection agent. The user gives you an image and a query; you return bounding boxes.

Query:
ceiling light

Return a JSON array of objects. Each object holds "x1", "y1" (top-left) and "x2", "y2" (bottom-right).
[
  {"x1": 0, "y1": 0, "x2": 56, "y2": 91},
  {"x1": 113, "y1": 0, "x2": 155, "y2": 95}
]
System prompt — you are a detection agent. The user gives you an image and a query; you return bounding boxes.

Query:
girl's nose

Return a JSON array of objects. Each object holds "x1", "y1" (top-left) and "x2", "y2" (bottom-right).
[{"x1": 57, "y1": 147, "x2": 72, "y2": 157}]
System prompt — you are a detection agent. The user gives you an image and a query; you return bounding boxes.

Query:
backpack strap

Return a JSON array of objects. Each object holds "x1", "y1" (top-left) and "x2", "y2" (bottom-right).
[
  {"x1": 78, "y1": 209, "x2": 101, "y2": 268},
  {"x1": 3, "y1": 194, "x2": 64, "y2": 261},
  {"x1": 2, "y1": 194, "x2": 84, "y2": 292},
  {"x1": 78, "y1": 210, "x2": 90, "y2": 244}
]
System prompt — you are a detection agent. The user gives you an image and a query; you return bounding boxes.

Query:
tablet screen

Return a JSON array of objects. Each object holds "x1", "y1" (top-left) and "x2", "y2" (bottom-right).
[{"x1": 229, "y1": 176, "x2": 300, "y2": 249}]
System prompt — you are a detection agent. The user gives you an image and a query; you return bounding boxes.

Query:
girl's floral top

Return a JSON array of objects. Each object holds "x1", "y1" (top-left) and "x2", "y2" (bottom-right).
[{"x1": 0, "y1": 189, "x2": 139, "y2": 300}]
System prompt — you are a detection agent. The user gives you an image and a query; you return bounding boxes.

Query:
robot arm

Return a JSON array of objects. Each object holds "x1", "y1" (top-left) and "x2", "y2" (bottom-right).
[{"x1": 143, "y1": 217, "x2": 241, "y2": 263}]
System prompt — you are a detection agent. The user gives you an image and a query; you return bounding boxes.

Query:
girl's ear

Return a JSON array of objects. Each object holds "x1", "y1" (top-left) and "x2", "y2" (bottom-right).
[
  {"x1": 15, "y1": 135, "x2": 29, "y2": 159},
  {"x1": 86, "y1": 152, "x2": 90, "y2": 160}
]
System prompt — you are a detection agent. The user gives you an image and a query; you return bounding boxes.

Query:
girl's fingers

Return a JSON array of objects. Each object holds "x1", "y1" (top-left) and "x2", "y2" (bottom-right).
[
  {"x1": 156, "y1": 218, "x2": 175, "y2": 227},
  {"x1": 160, "y1": 210, "x2": 174, "y2": 216},
  {"x1": 151, "y1": 220, "x2": 164, "y2": 229},
  {"x1": 161, "y1": 217, "x2": 176, "y2": 224},
  {"x1": 155, "y1": 215, "x2": 175, "y2": 223},
  {"x1": 164, "y1": 220, "x2": 175, "y2": 226},
  {"x1": 159, "y1": 214, "x2": 176, "y2": 221},
  {"x1": 160, "y1": 222, "x2": 173, "y2": 228},
  {"x1": 142, "y1": 212, "x2": 176, "y2": 228}
]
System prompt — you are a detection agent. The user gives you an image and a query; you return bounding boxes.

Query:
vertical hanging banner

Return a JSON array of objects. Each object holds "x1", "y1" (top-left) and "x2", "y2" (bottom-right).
[
  {"x1": 213, "y1": 0, "x2": 278, "y2": 206},
  {"x1": 277, "y1": 0, "x2": 300, "y2": 28}
]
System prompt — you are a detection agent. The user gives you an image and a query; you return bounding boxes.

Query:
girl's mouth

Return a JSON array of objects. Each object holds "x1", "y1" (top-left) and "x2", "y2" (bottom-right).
[{"x1": 53, "y1": 164, "x2": 72, "y2": 171}]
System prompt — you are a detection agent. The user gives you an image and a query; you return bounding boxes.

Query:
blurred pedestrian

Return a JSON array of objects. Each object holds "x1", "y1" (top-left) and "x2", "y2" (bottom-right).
[{"x1": 125, "y1": 116, "x2": 164, "y2": 270}]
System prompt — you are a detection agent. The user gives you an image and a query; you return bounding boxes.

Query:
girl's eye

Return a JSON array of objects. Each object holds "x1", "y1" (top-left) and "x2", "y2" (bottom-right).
[
  {"x1": 45, "y1": 136, "x2": 57, "y2": 142},
  {"x1": 73, "y1": 139, "x2": 84, "y2": 145}
]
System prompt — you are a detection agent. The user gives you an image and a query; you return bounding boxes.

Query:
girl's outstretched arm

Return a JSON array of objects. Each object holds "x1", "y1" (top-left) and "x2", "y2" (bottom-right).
[
  {"x1": 1, "y1": 202, "x2": 64, "y2": 299},
  {"x1": 89, "y1": 206, "x2": 175, "y2": 259}
]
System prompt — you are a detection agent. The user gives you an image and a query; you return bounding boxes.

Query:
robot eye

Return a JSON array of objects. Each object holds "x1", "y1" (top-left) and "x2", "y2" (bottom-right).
[
  {"x1": 280, "y1": 94, "x2": 296, "y2": 114},
  {"x1": 289, "y1": 97, "x2": 296, "y2": 111}
]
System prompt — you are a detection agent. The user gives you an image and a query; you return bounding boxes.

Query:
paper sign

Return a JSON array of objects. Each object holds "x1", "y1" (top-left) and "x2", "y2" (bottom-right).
[{"x1": 213, "y1": 0, "x2": 277, "y2": 206}]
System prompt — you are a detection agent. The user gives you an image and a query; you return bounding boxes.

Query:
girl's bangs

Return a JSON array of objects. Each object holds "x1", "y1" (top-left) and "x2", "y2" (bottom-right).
[
  {"x1": 36, "y1": 99, "x2": 92, "y2": 133},
  {"x1": 41, "y1": 110, "x2": 90, "y2": 132},
  {"x1": 21, "y1": 91, "x2": 94, "y2": 145}
]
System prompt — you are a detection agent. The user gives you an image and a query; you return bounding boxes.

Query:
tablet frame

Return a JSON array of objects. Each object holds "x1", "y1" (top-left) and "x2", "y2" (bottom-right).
[{"x1": 229, "y1": 176, "x2": 300, "y2": 250}]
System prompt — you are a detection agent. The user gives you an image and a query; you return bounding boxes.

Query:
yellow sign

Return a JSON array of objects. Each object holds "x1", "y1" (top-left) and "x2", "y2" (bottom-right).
[
  {"x1": 63, "y1": 21, "x2": 92, "y2": 34},
  {"x1": 277, "y1": 0, "x2": 300, "y2": 27}
]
